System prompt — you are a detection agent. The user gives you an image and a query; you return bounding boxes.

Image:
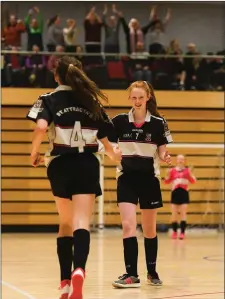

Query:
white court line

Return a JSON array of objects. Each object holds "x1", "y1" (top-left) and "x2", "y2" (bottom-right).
[
  {"x1": 167, "y1": 143, "x2": 224, "y2": 149},
  {"x1": 2, "y1": 280, "x2": 37, "y2": 299}
]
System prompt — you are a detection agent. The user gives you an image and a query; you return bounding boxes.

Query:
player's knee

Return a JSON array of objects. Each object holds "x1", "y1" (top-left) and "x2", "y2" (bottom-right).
[
  {"x1": 142, "y1": 224, "x2": 156, "y2": 238},
  {"x1": 121, "y1": 220, "x2": 136, "y2": 237},
  {"x1": 59, "y1": 221, "x2": 72, "y2": 236}
]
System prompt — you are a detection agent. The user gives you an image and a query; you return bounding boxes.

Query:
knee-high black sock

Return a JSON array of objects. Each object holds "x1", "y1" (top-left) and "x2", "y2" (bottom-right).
[
  {"x1": 180, "y1": 221, "x2": 187, "y2": 234},
  {"x1": 172, "y1": 222, "x2": 178, "y2": 232},
  {"x1": 123, "y1": 237, "x2": 138, "y2": 277},
  {"x1": 57, "y1": 237, "x2": 73, "y2": 281},
  {"x1": 73, "y1": 229, "x2": 90, "y2": 271},
  {"x1": 144, "y1": 236, "x2": 158, "y2": 276}
]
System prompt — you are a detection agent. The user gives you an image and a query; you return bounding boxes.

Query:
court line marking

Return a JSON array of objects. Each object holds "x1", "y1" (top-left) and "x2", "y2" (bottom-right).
[
  {"x1": 203, "y1": 255, "x2": 224, "y2": 262},
  {"x1": 157, "y1": 291, "x2": 224, "y2": 299},
  {"x1": 2, "y1": 280, "x2": 37, "y2": 299}
]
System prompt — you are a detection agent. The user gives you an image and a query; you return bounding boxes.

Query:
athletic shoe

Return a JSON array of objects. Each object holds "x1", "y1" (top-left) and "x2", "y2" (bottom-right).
[
  {"x1": 171, "y1": 232, "x2": 177, "y2": 239},
  {"x1": 147, "y1": 273, "x2": 163, "y2": 286},
  {"x1": 112, "y1": 273, "x2": 141, "y2": 288},
  {"x1": 59, "y1": 280, "x2": 70, "y2": 299},
  {"x1": 68, "y1": 268, "x2": 85, "y2": 299},
  {"x1": 179, "y1": 233, "x2": 185, "y2": 240}
]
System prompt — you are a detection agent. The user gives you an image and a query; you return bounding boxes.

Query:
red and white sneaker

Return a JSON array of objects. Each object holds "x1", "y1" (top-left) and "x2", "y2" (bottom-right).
[
  {"x1": 171, "y1": 232, "x2": 177, "y2": 239},
  {"x1": 179, "y1": 233, "x2": 185, "y2": 240},
  {"x1": 59, "y1": 280, "x2": 70, "y2": 299},
  {"x1": 68, "y1": 268, "x2": 85, "y2": 299}
]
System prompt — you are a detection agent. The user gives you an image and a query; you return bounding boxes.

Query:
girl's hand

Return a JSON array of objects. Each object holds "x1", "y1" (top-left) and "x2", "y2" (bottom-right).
[
  {"x1": 112, "y1": 145, "x2": 122, "y2": 163},
  {"x1": 164, "y1": 151, "x2": 172, "y2": 166},
  {"x1": 30, "y1": 152, "x2": 43, "y2": 167}
]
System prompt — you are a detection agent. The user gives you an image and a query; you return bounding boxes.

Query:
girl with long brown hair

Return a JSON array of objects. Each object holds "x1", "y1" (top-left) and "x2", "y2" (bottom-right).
[{"x1": 27, "y1": 56, "x2": 121, "y2": 299}]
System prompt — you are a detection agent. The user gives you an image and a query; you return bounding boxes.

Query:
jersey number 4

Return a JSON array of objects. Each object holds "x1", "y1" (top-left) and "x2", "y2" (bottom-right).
[{"x1": 70, "y1": 121, "x2": 86, "y2": 152}]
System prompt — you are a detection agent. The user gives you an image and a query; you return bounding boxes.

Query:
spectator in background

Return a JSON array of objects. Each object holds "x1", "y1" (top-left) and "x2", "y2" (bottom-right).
[
  {"x1": 167, "y1": 39, "x2": 185, "y2": 89},
  {"x1": 131, "y1": 41, "x2": 152, "y2": 82},
  {"x1": 152, "y1": 48, "x2": 170, "y2": 90},
  {"x1": 185, "y1": 53, "x2": 212, "y2": 90},
  {"x1": 184, "y1": 43, "x2": 198, "y2": 90},
  {"x1": 75, "y1": 45, "x2": 84, "y2": 64},
  {"x1": 25, "y1": 6, "x2": 44, "y2": 51},
  {"x1": 192, "y1": 52, "x2": 214, "y2": 90},
  {"x1": 148, "y1": 6, "x2": 171, "y2": 54},
  {"x1": 102, "y1": 4, "x2": 121, "y2": 54},
  {"x1": 2, "y1": 15, "x2": 26, "y2": 48},
  {"x1": 3, "y1": 46, "x2": 26, "y2": 86},
  {"x1": 26, "y1": 44, "x2": 46, "y2": 87},
  {"x1": 46, "y1": 15, "x2": 64, "y2": 52},
  {"x1": 168, "y1": 39, "x2": 182, "y2": 55},
  {"x1": 211, "y1": 52, "x2": 225, "y2": 90},
  {"x1": 63, "y1": 18, "x2": 78, "y2": 53},
  {"x1": 84, "y1": 7, "x2": 102, "y2": 58},
  {"x1": 46, "y1": 45, "x2": 64, "y2": 88},
  {"x1": 113, "y1": 5, "x2": 155, "y2": 54}
]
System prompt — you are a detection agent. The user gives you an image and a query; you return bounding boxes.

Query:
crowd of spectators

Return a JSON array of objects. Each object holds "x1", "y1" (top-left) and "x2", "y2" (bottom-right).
[{"x1": 1, "y1": 4, "x2": 225, "y2": 90}]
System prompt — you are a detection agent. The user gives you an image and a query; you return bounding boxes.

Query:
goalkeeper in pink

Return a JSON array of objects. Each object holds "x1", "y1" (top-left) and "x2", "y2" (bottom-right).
[{"x1": 164, "y1": 154, "x2": 196, "y2": 240}]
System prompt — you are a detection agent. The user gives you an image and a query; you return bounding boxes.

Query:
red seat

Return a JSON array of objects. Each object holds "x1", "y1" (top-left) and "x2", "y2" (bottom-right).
[{"x1": 107, "y1": 61, "x2": 126, "y2": 80}]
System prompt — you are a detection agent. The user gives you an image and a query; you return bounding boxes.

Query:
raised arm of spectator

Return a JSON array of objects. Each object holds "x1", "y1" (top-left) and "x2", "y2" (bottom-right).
[
  {"x1": 102, "y1": 4, "x2": 108, "y2": 27},
  {"x1": 149, "y1": 5, "x2": 157, "y2": 21},
  {"x1": 113, "y1": 5, "x2": 129, "y2": 34},
  {"x1": 95, "y1": 11, "x2": 102, "y2": 24},
  {"x1": 34, "y1": 7, "x2": 44, "y2": 32},
  {"x1": 163, "y1": 8, "x2": 171, "y2": 26},
  {"x1": 24, "y1": 8, "x2": 33, "y2": 29},
  {"x1": 64, "y1": 19, "x2": 77, "y2": 35},
  {"x1": 16, "y1": 19, "x2": 26, "y2": 33},
  {"x1": 85, "y1": 6, "x2": 96, "y2": 20},
  {"x1": 142, "y1": 19, "x2": 157, "y2": 35}
]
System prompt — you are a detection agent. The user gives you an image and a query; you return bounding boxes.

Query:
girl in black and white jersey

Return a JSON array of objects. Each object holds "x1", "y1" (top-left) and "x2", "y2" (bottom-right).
[
  {"x1": 109, "y1": 81, "x2": 172, "y2": 289},
  {"x1": 27, "y1": 56, "x2": 121, "y2": 299}
]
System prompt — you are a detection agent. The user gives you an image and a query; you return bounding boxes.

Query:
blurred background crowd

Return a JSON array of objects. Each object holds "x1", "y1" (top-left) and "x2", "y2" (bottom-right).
[{"x1": 1, "y1": 1, "x2": 225, "y2": 90}]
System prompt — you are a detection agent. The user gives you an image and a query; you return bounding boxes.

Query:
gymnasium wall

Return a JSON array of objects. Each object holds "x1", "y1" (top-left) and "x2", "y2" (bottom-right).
[
  {"x1": 2, "y1": 1, "x2": 225, "y2": 52},
  {"x1": 1, "y1": 89, "x2": 224, "y2": 231}
]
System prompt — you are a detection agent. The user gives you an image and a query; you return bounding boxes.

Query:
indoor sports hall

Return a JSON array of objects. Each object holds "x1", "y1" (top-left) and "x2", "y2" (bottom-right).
[{"x1": 1, "y1": 1, "x2": 224, "y2": 299}]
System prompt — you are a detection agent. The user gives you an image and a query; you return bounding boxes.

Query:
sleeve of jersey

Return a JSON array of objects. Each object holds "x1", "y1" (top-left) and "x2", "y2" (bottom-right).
[
  {"x1": 157, "y1": 118, "x2": 173, "y2": 146},
  {"x1": 26, "y1": 96, "x2": 52, "y2": 125},
  {"x1": 187, "y1": 168, "x2": 197, "y2": 183},
  {"x1": 97, "y1": 111, "x2": 118, "y2": 145}
]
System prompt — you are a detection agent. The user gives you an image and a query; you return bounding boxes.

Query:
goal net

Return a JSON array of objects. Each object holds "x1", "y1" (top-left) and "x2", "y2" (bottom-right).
[{"x1": 92, "y1": 143, "x2": 224, "y2": 233}]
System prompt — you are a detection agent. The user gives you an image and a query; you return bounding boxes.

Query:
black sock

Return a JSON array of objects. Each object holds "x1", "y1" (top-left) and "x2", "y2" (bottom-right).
[
  {"x1": 57, "y1": 236, "x2": 73, "y2": 281},
  {"x1": 180, "y1": 221, "x2": 187, "y2": 234},
  {"x1": 73, "y1": 229, "x2": 90, "y2": 271},
  {"x1": 144, "y1": 236, "x2": 158, "y2": 276},
  {"x1": 123, "y1": 237, "x2": 138, "y2": 277},
  {"x1": 172, "y1": 222, "x2": 178, "y2": 232}
]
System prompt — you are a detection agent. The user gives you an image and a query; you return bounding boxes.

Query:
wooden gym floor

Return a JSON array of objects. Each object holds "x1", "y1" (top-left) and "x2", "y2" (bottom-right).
[{"x1": 2, "y1": 230, "x2": 224, "y2": 299}]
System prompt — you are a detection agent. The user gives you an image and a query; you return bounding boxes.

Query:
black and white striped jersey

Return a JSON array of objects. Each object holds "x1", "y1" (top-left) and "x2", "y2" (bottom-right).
[
  {"x1": 109, "y1": 109, "x2": 173, "y2": 176},
  {"x1": 26, "y1": 85, "x2": 111, "y2": 166}
]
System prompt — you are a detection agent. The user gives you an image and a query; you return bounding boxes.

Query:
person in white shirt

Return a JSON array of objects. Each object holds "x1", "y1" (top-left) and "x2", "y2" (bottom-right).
[{"x1": 63, "y1": 19, "x2": 78, "y2": 53}]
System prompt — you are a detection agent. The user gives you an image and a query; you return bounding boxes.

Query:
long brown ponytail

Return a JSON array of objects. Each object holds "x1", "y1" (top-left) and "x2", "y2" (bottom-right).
[{"x1": 55, "y1": 56, "x2": 108, "y2": 119}]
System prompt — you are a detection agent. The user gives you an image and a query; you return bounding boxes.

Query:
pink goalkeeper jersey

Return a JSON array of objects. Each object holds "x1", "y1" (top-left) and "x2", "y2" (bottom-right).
[{"x1": 164, "y1": 167, "x2": 196, "y2": 191}]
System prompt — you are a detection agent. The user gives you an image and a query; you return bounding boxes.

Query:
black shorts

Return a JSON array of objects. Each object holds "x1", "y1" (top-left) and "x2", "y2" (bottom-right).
[
  {"x1": 171, "y1": 188, "x2": 190, "y2": 205},
  {"x1": 47, "y1": 153, "x2": 102, "y2": 200},
  {"x1": 117, "y1": 172, "x2": 163, "y2": 210}
]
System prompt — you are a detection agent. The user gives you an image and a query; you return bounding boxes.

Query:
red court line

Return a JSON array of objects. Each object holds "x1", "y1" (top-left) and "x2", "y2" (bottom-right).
[{"x1": 158, "y1": 291, "x2": 224, "y2": 299}]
